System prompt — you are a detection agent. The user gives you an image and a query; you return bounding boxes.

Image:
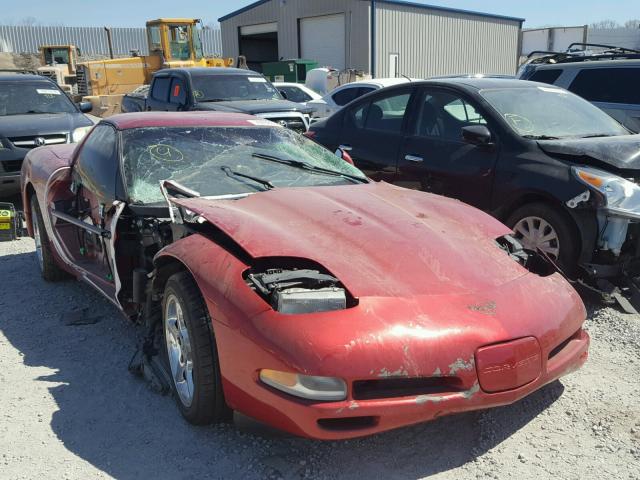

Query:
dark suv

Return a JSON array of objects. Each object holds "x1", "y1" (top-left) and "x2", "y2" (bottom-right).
[
  {"x1": 0, "y1": 73, "x2": 93, "y2": 198},
  {"x1": 308, "y1": 77, "x2": 640, "y2": 298}
]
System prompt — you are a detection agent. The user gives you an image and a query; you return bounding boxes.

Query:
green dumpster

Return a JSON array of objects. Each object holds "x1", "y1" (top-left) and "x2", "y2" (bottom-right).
[{"x1": 262, "y1": 59, "x2": 318, "y2": 83}]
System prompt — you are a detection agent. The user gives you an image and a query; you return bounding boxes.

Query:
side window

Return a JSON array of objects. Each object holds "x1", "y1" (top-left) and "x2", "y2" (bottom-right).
[
  {"x1": 416, "y1": 91, "x2": 487, "y2": 140},
  {"x1": 363, "y1": 91, "x2": 411, "y2": 132},
  {"x1": 280, "y1": 86, "x2": 311, "y2": 103},
  {"x1": 443, "y1": 98, "x2": 486, "y2": 124},
  {"x1": 169, "y1": 78, "x2": 187, "y2": 105},
  {"x1": 148, "y1": 26, "x2": 162, "y2": 53},
  {"x1": 569, "y1": 68, "x2": 640, "y2": 104},
  {"x1": 357, "y1": 87, "x2": 375, "y2": 98},
  {"x1": 529, "y1": 68, "x2": 562, "y2": 85},
  {"x1": 332, "y1": 87, "x2": 360, "y2": 106},
  {"x1": 74, "y1": 125, "x2": 118, "y2": 203},
  {"x1": 151, "y1": 77, "x2": 171, "y2": 102}
]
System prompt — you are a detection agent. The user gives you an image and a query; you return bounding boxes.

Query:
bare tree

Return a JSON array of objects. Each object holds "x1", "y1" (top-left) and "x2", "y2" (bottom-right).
[
  {"x1": 590, "y1": 19, "x2": 621, "y2": 29},
  {"x1": 624, "y1": 19, "x2": 640, "y2": 29},
  {"x1": 19, "y1": 16, "x2": 39, "y2": 26}
]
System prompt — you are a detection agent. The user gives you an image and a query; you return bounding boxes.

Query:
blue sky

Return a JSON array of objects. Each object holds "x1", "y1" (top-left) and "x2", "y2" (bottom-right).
[{"x1": 3, "y1": 0, "x2": 639, "y2": 28}]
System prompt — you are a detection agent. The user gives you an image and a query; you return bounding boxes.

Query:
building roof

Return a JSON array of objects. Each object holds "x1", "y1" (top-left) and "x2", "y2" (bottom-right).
[
  {"x1": 219, "y1": 0, "x2": 524, "y2": 24},
  {"x1": 104, "y1": 111, "x2": 267, "y2": 130}
]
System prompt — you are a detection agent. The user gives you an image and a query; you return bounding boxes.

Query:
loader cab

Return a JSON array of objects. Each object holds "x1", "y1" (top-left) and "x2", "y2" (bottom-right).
[
  {"x1": 40, "y1": 45, "x2": 79, "y2": 72},
  {"x1": 146, "y1": 18, "x2": 204, "y2": 63}
]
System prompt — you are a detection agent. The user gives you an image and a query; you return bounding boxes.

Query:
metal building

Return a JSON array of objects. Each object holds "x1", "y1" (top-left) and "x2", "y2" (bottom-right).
[{"x1": 219, "y1": 0, "x2": 524, "y2": 77}]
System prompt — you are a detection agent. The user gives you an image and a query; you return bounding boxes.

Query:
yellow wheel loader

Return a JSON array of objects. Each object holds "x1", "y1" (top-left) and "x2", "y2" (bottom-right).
[
  {"x1": 37, "y1": 45, "x2": 81, "y2": 95},
  {"x1": 77, "y1": 19, "x2": 233, "y2": 116}
]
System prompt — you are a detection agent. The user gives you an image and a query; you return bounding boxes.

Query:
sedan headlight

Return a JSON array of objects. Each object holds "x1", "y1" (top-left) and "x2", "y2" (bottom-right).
[
  {"x1": 71, "y1": 126, "x2": 93, "y2": 143},
  {"x1": 259, "y1": 369, "x2": 347, "y2": 401},
  {"x1": 573, "y1": 166, "x2": 640, "y2": 219}
]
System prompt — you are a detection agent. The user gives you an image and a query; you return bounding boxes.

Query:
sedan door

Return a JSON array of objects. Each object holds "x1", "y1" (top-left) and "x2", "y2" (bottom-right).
[
  {"x1": 397, "y1": 88, "x2": 499, "y2": 210},
  {"x1": 333, "y1": 86, "x2": 415, "y2": 181}
]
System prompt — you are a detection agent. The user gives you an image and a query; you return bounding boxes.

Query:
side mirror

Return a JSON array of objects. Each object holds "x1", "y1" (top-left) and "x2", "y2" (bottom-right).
[
  {"x1": 335, "y1": 147, "x2": 354, "y2": 165},
  {"x1": 462, "y1": 125, "x2": 493, "y2": 147},
  {"x1": 279, "y1": 89, "x2": 288, "y2": 99},
  {"x1": 78, "y1": 101, "x2": 93, "y2": 113}
]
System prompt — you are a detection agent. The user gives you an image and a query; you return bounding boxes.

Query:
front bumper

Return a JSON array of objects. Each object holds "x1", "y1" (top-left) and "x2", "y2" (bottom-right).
[
  {"x1": 210, "y1": 272, "x2": 589, "y2": 440},
  {"x1": 220, "y1": 328, "x2": 588, "y2": 440}
]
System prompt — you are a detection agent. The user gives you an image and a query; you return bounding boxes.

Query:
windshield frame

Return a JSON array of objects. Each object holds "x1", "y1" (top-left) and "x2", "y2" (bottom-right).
[
  {"x1": 478, "y1": 85, "x2": 630, "y2": 140},
  {"x1": 0, "y1": 80, "x2": 79, "y2": 116},
  {"x1": 118, "y1": 125, "x2": 369, "y2": 206}
]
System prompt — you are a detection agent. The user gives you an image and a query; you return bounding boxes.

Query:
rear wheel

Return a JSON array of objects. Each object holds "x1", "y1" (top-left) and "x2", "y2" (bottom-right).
[
  {"x1": 506, "y1": 202, "x2": 579, "y2": 274},
  {"x1": 30, "y1": 195, "x2": 69, "y2": 281},
  {"x1": 162, "y1": 271, "x2": 232, "y2": 425}
]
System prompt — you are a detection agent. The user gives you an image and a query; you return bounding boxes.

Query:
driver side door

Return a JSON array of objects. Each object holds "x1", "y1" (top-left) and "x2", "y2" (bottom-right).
[{"x1": 69, "y1": 125, "x2": 124, "y2": 299}]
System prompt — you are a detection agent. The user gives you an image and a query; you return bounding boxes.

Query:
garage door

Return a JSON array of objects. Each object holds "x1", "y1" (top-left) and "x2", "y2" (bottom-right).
[{"x1": 300, "y1": 14, "x2": 345, "y2": 70}]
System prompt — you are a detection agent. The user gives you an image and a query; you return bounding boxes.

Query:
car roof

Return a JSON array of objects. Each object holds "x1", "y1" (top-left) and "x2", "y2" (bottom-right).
[
  {"x1": 0, "y1": 73, "x2": 56, "y2": 83},
  {"x1": 103, "y1": 111, "x2": 274, "y2": 130},
  {"x1": 533, "y1": 59, "x2": 640, "y2": 70},
  {"x1": 404, "y1": 77, "x2": 540, "y2": 91},
  {"x1": 160, "y1": 67, "x2": 263, "y2": 77},
  {"x1": 340, "y1": 77, "x2": 413, "y2": 89}
]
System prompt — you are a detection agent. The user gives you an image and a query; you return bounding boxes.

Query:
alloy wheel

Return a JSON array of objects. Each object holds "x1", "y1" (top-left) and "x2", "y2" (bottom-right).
[{"x1": 164, "y1": 293, "x2": 195, "y2": 407}]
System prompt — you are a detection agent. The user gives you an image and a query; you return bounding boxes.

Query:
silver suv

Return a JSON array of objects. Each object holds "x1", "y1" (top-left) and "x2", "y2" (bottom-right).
[{"x1": 518, "y1": 45, "x2": 640, "y2": 132}]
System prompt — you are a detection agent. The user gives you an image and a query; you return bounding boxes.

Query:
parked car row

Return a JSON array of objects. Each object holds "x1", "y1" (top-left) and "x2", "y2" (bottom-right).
[{"x1": 9, "y1": 49, "x2": 638, "y2": 439}]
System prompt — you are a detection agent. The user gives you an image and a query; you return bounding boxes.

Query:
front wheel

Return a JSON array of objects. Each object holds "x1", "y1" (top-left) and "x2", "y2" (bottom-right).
[
  {"x1": 162, "y1": 271, "x2": 232, "y2": 425},
  {"x1": 30, "y1": 195, "x2": 69, "y2": 281},
  {"x1": 506, "y1": 202, "x2": 579, "y2": 274}
]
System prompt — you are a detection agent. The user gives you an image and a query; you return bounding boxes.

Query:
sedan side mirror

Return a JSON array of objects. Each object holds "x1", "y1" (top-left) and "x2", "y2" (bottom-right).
[
  {"x1": 462, "y1": 125, "x2": 493, "y2": 147},
  {"x1": 335, "y1": 147, "x2": 354, "y2": 165},
  {"x1": 78, "y1": 101, "x2": 93, "y2": 113}
]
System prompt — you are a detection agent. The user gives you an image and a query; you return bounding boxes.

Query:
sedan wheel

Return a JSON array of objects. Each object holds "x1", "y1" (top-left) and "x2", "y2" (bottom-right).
[
  {"x1": 512, "y1": 216, "x2": 560, "y2": 259},
  {"x1": 31, "y1": 196, "x2": 44, "y2": 271},
  {"x1": 161, "y1": 271, "x2": 232, "y2": 425},
  {"x1": 30, "y1": 195, "x2": 68, "y2": 281},
  {"x1": 164, "y1": 293, "x2": 195, "y2": 408}
]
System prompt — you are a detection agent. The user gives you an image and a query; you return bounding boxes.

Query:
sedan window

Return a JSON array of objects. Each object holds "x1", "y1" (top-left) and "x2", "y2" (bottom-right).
[
  {"x1": 279, "y1": 86, "x2": 312, "y2": 103},
  {"x1": 415, "y1": 92, "x2": 486, "y2": 140},
  {"x1": 332, "y1": 87, "x2": 360, "y2": 106}
]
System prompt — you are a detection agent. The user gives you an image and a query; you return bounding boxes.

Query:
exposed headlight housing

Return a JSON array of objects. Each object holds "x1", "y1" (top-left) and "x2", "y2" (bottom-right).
[
  {"x1": 71, "y1": 126, "x2": 92, "y2": 143},
  {"x1": 259, "y1": 369, "x2": 347, "y2": 401},
  {"x1": 573, "y1": 166, "x2": 640, "y2": 220},
  {"x1": 246, "y1": 267, "x2": 349, "y2": 314}
]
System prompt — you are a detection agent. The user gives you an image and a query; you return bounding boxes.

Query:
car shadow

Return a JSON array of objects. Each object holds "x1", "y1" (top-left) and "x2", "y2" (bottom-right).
[{"x1": 0, "y1": 247, "x2": 565, "y2": 480}]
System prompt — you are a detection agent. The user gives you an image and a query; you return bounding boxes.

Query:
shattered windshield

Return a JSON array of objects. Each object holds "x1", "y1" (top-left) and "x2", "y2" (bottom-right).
[
  {"x1": 480, "y1": 86, "x2": 629, "y2": 139},
  {"x1": 191, "y1": 75, "x2": 281, "y2": 102},
  {"x1": 121, "y1": 126, "x2": 368, "y2": 205},
  {"x1": 0, "y1": 82, "x2": 77, "y2": 116}
]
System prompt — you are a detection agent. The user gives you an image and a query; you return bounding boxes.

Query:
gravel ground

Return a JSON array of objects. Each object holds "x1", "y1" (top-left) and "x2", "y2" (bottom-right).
[{"x1": 0, "y1": 237, "x2": 639, "y2": 480}]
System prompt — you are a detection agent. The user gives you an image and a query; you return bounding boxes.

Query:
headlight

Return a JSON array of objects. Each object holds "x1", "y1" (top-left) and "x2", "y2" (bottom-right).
[
  {"x1": 259, "y1": 369, "x2": 347, "y2": 401},
  {"x1": 272, "y1": 287, "x2": 346, "y2": 314},
  {"x1": 71, "y1": 126, "x2": 92, "y2": 143},
  {"x1": 573, "y1": 166, "x2": 640, "y2": 219}
]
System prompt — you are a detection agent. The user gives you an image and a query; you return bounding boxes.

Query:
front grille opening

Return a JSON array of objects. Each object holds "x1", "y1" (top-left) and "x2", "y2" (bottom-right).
[
  {"x1": 317, "y1": 416, "x2": 378, "y2": 431},
  {"x1": 548, "y1": 329, "x2": 582, "y2": 360},
  {"x1": 1, "y1": 160, "x2": 23, "y2": 173},
  {"x1": 353, "y1": 376, "x2": 463, "y2": 400}
]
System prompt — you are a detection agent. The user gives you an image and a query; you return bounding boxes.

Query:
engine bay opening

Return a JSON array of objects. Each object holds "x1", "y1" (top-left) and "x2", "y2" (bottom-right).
[
  {"x1": 496, "y1": 235, "x2": 556, "y2": 277},
  {"x1": 244, "y1": 258, "x2": 358, "y2": 314}
]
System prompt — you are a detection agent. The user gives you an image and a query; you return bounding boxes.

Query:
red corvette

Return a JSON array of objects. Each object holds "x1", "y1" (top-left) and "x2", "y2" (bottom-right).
[{"x1": 21, "y1": 112, "x2": 589, "y2": 439}]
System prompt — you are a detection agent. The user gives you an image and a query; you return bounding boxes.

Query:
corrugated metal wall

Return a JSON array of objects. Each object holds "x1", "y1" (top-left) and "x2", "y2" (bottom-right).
[
  {"x1": 0, "y1": 25, "x2": 223, "y2": 56},
  {"x1": 375, "y1": 2, "x2": 521, "y2": 78},
  {"x1": 220, "y1": 0, "x2": 371, "y2": 71}
]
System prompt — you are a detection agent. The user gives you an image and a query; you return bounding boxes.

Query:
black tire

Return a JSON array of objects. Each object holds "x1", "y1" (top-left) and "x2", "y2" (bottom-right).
[
  {"x1": 506, "y1": 202, "x2": 579, "y2": 275},
  {"x1": 162, "y1": 271, "x2": 232, "y2": 425},
  {"x1": 30, "y1": 195, "x2": 69, "y2": 281}
]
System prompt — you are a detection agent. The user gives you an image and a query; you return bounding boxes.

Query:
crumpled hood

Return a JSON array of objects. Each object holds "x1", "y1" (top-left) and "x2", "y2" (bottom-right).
[
  {"x1": 173, "y1": 182, "x2": 528, "y2": 298},
  {"x1": 195, "y1": 99, "x2": 312, "y2": 115},
  {"x1": 0, "y1": 112, "x2": 92, "y2": 139},
  {"x1": 538, "y1": 134, "x2": 640, "y2": 171}
]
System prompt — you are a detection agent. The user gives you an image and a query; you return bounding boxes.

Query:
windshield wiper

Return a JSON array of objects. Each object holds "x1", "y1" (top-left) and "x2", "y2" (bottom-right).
[
  {"x1": 251, "y1": 152, "x2": 368, "y2": 184},
  {"x1": 522, "y1": 135, "x2": 560, "y2": 140},
  {"x1": 221, "y1": 165, "x2": 275, "y2": 190},
  {"x1": 579, "y1": 134, "x2": 613, "y2": 138}
]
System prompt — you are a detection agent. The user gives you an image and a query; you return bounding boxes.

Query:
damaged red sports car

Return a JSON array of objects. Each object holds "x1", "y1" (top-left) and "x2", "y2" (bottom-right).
[{"x1": 21, "y1": 112, "x2": 589, "y2": 439}]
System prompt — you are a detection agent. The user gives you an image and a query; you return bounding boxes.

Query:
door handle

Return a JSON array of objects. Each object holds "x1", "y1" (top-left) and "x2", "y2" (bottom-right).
[
  {"x1": 405, "y1": 154, "x2": 423, "y2": 162},
  {"x1": 338, "y1": 144, "x2": 352, "y2": 151}
]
